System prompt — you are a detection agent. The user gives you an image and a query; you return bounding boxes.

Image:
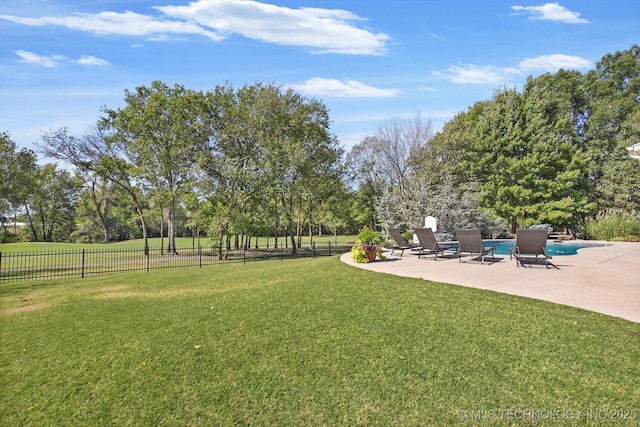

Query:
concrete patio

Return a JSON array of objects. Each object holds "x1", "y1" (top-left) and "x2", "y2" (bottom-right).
[{"x1": 340, "y1": 241, "x2": 640, "y2": 323}]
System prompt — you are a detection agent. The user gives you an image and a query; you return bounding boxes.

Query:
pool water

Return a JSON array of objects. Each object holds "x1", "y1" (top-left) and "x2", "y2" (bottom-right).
[{"x1": 484, "y1": 240, "x2": 607, "y2": 256}]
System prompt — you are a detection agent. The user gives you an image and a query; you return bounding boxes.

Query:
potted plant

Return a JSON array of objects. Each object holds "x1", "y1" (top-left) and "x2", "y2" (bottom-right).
[{"x1": 351, "y1": 226, "x2": 385, "y2": 263}]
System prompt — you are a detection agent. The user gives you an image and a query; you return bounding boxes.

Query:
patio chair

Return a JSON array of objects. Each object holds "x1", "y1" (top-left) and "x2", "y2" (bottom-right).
[
  {"x1": 509, "y1": 229, "x2": 555, "y2": 268},
  {"x1": 388, "y1": 228, "x2": 420, "y2": 256},
  {"x1": 414, "y1": 228, "x2": 457, "y2": 260},
  {"x1": 454, "y1": 228, "x2": 496, "y2": 264}
]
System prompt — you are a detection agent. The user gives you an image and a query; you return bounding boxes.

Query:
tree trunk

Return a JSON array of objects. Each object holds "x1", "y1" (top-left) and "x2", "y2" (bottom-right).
[
  {"x1": 283, "y1": 193, "x2": 297, "y2": 254},
  {"x1": 160, "y1": 205, "x2": 165, "y2": 256},
  {"x1": 24, "y1": 204, "x2": 38, "y2": 241},
  {"x1": 0, "y1": 217, "x2": 7, "y2": 243},
  {"x1": 297, "y1": 197, "x2": 303, "y2": 248},
  {"x1": 103, "y1": 177, "x2": 149, "y2": 254},
  {"x1": 288, "y1": 220, "x2": 297, "y2": 254},
  {"x1": 89, "y1": 179, "x2": 111, "y2": 243},
  {"x1": 141, "y1": 216, "x2": 149, "y2": 254},
  {"x1": 274, "y1": 195, "x2": 279, "y2": 249},
  {"x1": 167, "y1": 199, "x2": 177, "y2": 255},
  {"x1": 38, "y1": 207, "x2": 48, "y2": 241},
  {"x1": 308, "y1": 203, "x2": 313, "y2": 247}
]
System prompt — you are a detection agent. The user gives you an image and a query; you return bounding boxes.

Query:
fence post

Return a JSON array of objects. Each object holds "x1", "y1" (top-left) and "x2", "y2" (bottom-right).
[
  {"x1": 146, "y1": 247, "x2": 150, "y2": 272},
  {"x1": 199, "y1": 244, "x2": 202, "y2": 268},
  {"x1": 243, "y1": 247, "x2": 246, "y2": 264},
  {"x1": 81, "y1": 249, "x2": 85, "y2": 278},
  {"x1": 312, "y1": 242, "x2": 316, "y2": 258},
  {"x1": 328, "y1": 241, "x2": 331, "y2": 256}
]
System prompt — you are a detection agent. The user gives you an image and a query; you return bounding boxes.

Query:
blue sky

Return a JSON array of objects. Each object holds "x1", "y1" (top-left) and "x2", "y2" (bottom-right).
[{"x1": 1, "y1": 0, "x2": 638, "y2": 155}]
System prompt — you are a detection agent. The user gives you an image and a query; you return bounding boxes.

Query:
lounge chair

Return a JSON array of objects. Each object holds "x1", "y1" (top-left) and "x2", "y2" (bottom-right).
[
  {"x1": 414, "y1": 228, "x2": 457, "y2": 260},
  {"x1": 509, "y1": 229, "x2": 555, "y2": 268},
  {"x1": 455, "y1": 228, "x2": 496, "y2": 264},
  {"x1": 388, "y1": 228, "x2": 420, "y2": 256}
]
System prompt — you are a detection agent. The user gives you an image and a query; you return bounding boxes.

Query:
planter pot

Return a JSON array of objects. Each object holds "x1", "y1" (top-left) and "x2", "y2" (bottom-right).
[{"x1": 365, "y1": 249, "x2": 377, "y2": 262}]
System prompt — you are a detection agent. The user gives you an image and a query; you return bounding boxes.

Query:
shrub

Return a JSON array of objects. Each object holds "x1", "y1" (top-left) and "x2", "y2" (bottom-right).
[
  {"x1": 350, "y1": 241, "x2": 368, "y2": 263},
  {"x1": 351, "y1": 227, "x2": 385, "y2": 263},
  {"x1": 585, "y1": 214, "x2": 640, "y2": 241}
]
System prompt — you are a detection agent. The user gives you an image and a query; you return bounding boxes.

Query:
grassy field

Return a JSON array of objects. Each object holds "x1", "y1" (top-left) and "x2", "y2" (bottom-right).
[
  {"x1": 0, "y1": 235, "x2": 358, "y2": 253},
  {"x1": 0, "y1": 236, "x2": 358, "y2": 282},
  {"x1": 1, "y1": 256, "x2": 639, "y2": 426}
]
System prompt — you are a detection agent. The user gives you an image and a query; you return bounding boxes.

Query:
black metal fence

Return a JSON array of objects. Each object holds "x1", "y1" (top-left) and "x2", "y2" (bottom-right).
[{"x1": 0, "y1": 241, "x2": 353, "y2": 283}]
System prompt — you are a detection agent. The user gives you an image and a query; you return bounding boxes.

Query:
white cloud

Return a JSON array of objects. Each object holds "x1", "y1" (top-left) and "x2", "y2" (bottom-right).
[
  {"x1": 14, "y1": 50, "x2": 65, "y2": 67},
  {"x1": 518, "y1": 54, "x2": 592, "y2": 71},
  {"x1": 511, "y1": 3, "x2": 590, "y2": 24},
  {"x1": 429, "y1": 33, "x2": 447, "y2": 42},
  {"x1": 14, "y1": 50, "x2": 110, "y2": 68},
  {"x1": 435, "y1": 54, "x2": 592, "y2": 84},
  {"x1": 1, "y1": 1, "x2": 389, "y2": 55},
  {"x1": 290, "y1": 78, "x2": 399, "y2": 98},
  {"x1": 0, "y1": 11, "x2": 224, "y2": 41},
  {"x1": 434, "y1": 65, "x2": 516, "y2": 85},
  {"x1": 76, "y1": 55, "x2": 109, "y2": 67},
  {"x1": 156, "y1": 0, "x2": 389, "y2": 55}
]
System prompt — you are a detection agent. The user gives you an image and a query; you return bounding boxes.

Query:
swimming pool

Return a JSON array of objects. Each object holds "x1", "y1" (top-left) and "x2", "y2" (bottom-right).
[{"x1": 483, "y1": 240, "x2": 607, "y2": 256}]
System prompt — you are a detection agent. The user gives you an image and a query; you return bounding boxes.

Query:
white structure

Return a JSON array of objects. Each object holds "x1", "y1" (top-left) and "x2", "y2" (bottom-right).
[
  {"x1": 627, "y1": 143, "x2": 640, "y2": 160},
  {"x1": 425, "y1": 216, "x2": 437, "y2": 232},
  {"x1": 414, "y1": 216, "x2": 437, "y2": 243}
]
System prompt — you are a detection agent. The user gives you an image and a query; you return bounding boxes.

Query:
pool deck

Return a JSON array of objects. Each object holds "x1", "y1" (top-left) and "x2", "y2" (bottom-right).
[{"x1": 340, "y1": 241, "x2": 640, "y2": 324}]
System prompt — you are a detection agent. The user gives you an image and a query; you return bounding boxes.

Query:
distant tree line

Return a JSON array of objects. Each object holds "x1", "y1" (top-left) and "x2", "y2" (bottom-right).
[{"x1": 1, "y1": 45, "x2": 638, "y2": 246}]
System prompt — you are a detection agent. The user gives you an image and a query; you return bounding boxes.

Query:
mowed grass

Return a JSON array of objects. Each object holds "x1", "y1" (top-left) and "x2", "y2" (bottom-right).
[
  {"x1": 1, "y1": 256, "x2": 639, "y2": 426},
  {"x1": 0, "y1": 235, "x2": 357, "y2": 253}
]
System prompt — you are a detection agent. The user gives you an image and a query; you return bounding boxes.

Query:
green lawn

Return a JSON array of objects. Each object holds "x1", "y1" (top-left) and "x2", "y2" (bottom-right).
[
  {"x1": 1, "y1": 256, "x2": 638, "y2": 426},
  {"x1": 0, "y1": 235, "x2": 357, "y2": 253},
  {"x1": 0, "y1": 236, "x2": 357, "y2": 281}
]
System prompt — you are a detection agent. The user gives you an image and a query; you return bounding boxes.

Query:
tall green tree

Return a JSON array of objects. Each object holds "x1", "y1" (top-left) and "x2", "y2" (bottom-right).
[
  {"x1": 315, "y1": 176, "x2": 352, "y2": 240},
  {"x1": 72, "y1": 174, "x2": 115, "y2": 243},
  {"x1": 346, "y1": 138, "x2": 384, "y2": 230},
  {"x1": 23, "y1": 164, "x2": 81, "y2": 241},
  {"x1": 582, "y1": 45, "x2": 640, "y2": 214},
  {"x1": 461, "y1": 84, "x2": 592, "y2": 231},
  {"x1": 72, "y1": 173, "x2": 141, "y2": 243},
  {"x1": 41, "y1": 126, "x2": 152, "y2": 251},
  {"x1": 408, "y1": 107, "x2": 502, "y2": 234},
  {"x1": 198, "y1": 83, "x2": 267, "y2": 254},
  {"x1": 253, "y1": 84, "x2": 343, "y2": 254},
  {"x1": 0, "y1": 132, "x2": 38, "y2": 242},
  {"x1": 102, "y1": 81, "x2": 213, "y2": 254}
]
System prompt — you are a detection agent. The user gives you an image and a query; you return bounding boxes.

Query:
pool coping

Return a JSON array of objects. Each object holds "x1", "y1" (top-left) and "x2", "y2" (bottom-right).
[{"x1": 340, "y1": 240, "x2": 640, "y2": 324}]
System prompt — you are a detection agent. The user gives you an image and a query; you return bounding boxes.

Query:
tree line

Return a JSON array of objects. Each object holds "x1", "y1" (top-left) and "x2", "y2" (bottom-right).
[
  {"x1": 349, "y1": 45, "x2": 639, "y2": 237},
  {"x1": 2, "y1": 82, "x2": 349, "y2": 254},
  {"x1": 1, "y1": 46, "x2": 639, "y2": 248}
]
